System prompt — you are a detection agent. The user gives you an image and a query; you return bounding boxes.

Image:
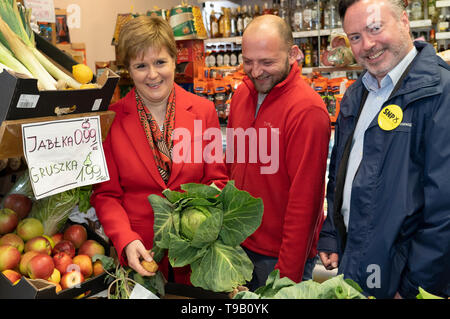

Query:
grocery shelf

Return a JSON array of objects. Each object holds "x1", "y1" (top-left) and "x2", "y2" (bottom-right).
[
  {"x1": 200, "y1": 19, "x2": 430, "y2": 45},
  {"x1": 204, "y1": 36, "x2": 242, "y2": 44}
]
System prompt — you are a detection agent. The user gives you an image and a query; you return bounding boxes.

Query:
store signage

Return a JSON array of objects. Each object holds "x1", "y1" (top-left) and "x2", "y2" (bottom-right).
[
  {"x1": 24, "y1": 0, "x2": 56, "y2": 23},
  {"x1": 22, "y1": 116, "x2": 109, "y2": 199}
]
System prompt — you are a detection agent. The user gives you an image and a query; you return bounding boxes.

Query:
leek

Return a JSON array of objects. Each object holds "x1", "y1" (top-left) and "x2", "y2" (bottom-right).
[
  {"x1": 0, "y1": 0, "x2": 82, "y2": 89},
  {"x1": 0, "y1": 15, "x2": 56, "y2": 89},
  {"x1": 0, "y1": 39, "x2": 32, "y2": 76},
  {"x1": 13, "y1": 1, "x2": 81, "y2": 89}
]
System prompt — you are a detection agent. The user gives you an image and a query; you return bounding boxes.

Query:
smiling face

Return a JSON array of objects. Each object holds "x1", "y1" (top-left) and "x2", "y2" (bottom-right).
[
  {"x1": 242, "y1": 22, "x2": 297, "y2": 94},
  {"x1": 129, "y1": 46, "x2": 175, "y2": 106},
  {"x1": 343, "y1": 0, "x2": 413, "y2": 84}
]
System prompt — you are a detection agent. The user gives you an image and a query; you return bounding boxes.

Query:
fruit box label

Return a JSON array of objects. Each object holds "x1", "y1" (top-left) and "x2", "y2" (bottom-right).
[{"x1": 21, "y1": 116, "x2": 109, "y2": 199}]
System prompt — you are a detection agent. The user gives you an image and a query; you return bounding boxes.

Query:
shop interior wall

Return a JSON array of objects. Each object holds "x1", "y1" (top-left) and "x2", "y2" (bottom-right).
[{"x1": 53, "y1": 0, "x2": 197, "y2": 71}]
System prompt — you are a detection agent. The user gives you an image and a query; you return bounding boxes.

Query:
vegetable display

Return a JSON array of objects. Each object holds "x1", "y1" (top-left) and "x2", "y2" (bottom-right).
[
  {"x1": 148, "y1": 181, "x2": 264, "y2": 293},
  {"x1": 0, "y1": 0, "x2": 98, "y2": 90},
  {"x1": 234, "y1": 269, "x2": 369, "y2": 299}
]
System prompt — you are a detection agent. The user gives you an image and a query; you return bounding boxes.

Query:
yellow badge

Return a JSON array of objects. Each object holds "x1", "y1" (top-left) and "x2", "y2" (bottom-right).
[{"x1": 378, "y1": 104, "x2": 403, "y2": 131}]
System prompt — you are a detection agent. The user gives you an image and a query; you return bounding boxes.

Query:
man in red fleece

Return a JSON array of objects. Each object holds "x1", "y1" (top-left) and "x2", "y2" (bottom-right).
[{"x1": 226, "y1": 14, "x2": 331, "y2": 290}]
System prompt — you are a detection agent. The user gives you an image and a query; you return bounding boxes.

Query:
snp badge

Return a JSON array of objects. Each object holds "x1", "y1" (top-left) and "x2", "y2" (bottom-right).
[{"x1": 378, "y1": 104, "x2": 403, "y2": 131}]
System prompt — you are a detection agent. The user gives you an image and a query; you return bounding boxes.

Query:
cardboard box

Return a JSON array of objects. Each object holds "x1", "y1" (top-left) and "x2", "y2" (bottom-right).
[
  {"x1": 0, "y1": 222, "x2": 111, "y2": 299},
  {"x1": 0, "y1": 33, "x2": 119, "y2": 124},
  {"x1": 175, "y1": 39, "x2": 205, "y2": 83}
]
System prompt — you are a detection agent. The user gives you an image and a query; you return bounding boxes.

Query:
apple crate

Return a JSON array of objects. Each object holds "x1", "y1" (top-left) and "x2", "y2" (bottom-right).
[
  {"x1": 0, "y1": 33, "x2": 119, "y2": 125},
  {"x1": 0, "y1": 222, "x2": 111, "y2": 299}
]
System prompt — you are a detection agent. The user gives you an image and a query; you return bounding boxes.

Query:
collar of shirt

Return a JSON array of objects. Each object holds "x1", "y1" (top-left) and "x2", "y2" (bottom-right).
[{"x1": 362, "y1": 46, "x2": 418, "y2": 94}]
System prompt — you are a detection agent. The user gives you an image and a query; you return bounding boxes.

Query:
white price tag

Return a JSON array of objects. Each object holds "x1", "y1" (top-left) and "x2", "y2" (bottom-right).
[
  {"x1": 17, "y1": 94, "x2": 40, "y2": 109},
  {"x1": 22, "y1": 116, "x2": 109, "y2": 199}
]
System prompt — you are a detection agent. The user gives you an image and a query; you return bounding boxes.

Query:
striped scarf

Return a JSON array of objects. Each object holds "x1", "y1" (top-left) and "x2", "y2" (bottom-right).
[{"x1": 136, "y1": 89, "x2": 176, "y2": 184}]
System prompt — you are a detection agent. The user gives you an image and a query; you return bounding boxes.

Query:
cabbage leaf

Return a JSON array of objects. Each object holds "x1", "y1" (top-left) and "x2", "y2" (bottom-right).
[{"x1": 148, "y1": 180, "x2": 264, "y2": 292}]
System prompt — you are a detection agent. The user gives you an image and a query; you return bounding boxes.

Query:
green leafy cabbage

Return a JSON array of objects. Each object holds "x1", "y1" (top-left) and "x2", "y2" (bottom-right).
[
  {"x1": 148, "y1": 180, "x2": 264, "y2": 293},
  {"x1": 233, "y1": 269, "x2": 369, "y2": 299}
]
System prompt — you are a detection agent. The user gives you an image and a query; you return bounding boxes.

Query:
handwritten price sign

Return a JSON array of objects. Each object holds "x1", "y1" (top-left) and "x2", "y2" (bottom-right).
[{"x1": 22, "y1": 116, "x2": 109, "y2": 199}]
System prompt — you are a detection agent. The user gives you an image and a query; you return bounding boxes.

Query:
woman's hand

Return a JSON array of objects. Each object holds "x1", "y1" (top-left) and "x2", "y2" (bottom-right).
[{"x1": 124, "y1": 239, "x2": 156, "y2": 276}]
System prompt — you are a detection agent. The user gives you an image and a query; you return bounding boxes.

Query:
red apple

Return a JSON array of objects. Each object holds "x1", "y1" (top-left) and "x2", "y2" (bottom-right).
[
  {"x1": 0, "y1": 245, "x2": 21, "y2": 271},
  {"x1": 27, "y1": 253, "x2": 55, "y2": 279},
  {"x1": 72, "y1": 254, "x2": 93, "y2": 278},
  {"x1": 52, "y1": 240, "x2": 76, "y2": 258},
  {"x1": 3, "y1": 193, "x2": 33, "y2": 219},
  {"x1": 0, "y1": 208, "x2": 19, "y2": 235},
  {"x1": 60, "y1": 270, "x2": 84, "y2": 289},
  {"x1": 24, "y1": 236, "x2": 52, "y2": 255},
  {"x1": 63, "y1": 225, "x2": 87, "y2": 249},
  {"x1": 53, "y1": 252, "x2": 73, "y2": 275},
  {"x1": 51, "y1": 233, "x2": 63, "y2": 245},
  {"x1": 2, "y1": 269, "x2": 22, "y2": 284},
  {"x1": 19, "y1": 251, "x2": 39, "y2": 275},
  {"x1": 0, "y1": 233, "x2": 25, "y2": 253},
  {"x1": 16, "y1": 218, "x2": 44, "y2": 241},
  {"x1": 78, "y1": 239, "x2": 105, "y2": 258}
]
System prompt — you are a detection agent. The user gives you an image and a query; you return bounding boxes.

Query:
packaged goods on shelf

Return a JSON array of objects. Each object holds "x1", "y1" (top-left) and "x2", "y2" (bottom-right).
[
  {"x1": 308, "y1": 72, "x2": 355, "y2": 124},
  {"x1": 193, "y1": 65, "x2": 244, "y2": 124}
]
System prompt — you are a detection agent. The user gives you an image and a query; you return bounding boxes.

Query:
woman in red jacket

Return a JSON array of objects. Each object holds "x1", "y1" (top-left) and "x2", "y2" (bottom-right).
[{"x1": 90, "y1": 16, "x2": 228, "y2": 284}]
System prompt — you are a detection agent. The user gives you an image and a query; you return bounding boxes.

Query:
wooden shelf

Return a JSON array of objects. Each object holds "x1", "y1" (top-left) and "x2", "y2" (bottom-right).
[{"x1": 0, "y1": 111, "x2": 115, "y2": 160}]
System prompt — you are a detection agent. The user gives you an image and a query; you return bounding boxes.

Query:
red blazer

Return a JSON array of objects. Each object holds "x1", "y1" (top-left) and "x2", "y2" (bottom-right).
[{"x1": 91, "y1": 84, "x2": 228, "y2": 282}]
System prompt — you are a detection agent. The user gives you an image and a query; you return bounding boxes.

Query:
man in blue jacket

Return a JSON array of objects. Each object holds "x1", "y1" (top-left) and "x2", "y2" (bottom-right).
[{"x1": 318, "y1": 0, "x2": 450, "y2": 298}]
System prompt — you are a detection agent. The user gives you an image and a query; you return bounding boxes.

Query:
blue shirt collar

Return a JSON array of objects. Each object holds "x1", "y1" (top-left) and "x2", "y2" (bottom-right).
[{"x1": 362, "y1": 46, "x2": 418, "y2": 92}]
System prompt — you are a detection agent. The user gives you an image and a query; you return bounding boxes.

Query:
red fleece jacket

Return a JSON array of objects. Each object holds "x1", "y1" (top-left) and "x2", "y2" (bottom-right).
[{"x1": 226, "y1": 63, "x2": 331, "y2": 282}]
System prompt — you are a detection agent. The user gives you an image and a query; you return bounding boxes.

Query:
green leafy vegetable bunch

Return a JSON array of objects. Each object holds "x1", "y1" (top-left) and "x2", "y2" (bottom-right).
[
  {"x1": 234, "y1": 269, "x2": 369, "y2": 299},
  {"x1": 148, "y1": 180, "x2": 263, "y2": 293}
]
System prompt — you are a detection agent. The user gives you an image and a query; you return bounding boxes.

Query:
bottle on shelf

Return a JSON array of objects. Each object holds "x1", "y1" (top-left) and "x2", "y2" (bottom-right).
[
  {"x1": 304, "y1": 39, "x2": 313, "y2": 67},
  {"x1": 318, "y1": 0, "x2": 325, "y2": 29},
  {"x1": 291, "y1": 0, "x2": 304, "y2": 32},
  {"x1": 254, "y1": 4, "x2": 261, "y2": 18},
  {"x1": 236, "y1": 6, "x2": 244, "y2": 36},
  {"x1": 272, "y1": 0, "x2": 280, "y2": 16},
  {"x1": 230, "y1": 44, "x2": 238, "y2": 66},
  {"x1": 230, "y1": 7, "x2": 237, "y2": 37},
  {"x1": 222, "y1": 7, "x2": 231, "y2": 38},
  {"x1": 210, "y1": 9, "x2": 221, "y2": 38},
  {"x1": 427, "y1": 0, "x2": 438, "y2": 24},
  {"x1": 324, "y1": 0, "x2": 339, "y2": 29},
  {"x1": 303, "y1": 0, "x2": 316, "y2": 31},
  {"x1": 243, "y1": 5, "x2": 253, "y2": 30},
  {"x1": 410, "y1": 0, "x2": 424, "y2": 21},
  {"x1": 262, "y1": 2, "x2": 273, "y2": 15},
  {"x1": 279, "y1": 0, "x2": 290, "y2": 26},
  {"x1": 312, "y1": 37, "x2": 319, "y2": 67},
  {"x1": 218, "y1": 7, "x2": 225, "y2": 38}
]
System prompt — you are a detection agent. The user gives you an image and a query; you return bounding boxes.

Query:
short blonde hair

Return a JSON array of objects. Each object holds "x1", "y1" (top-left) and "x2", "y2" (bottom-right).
[{"x1": 118, "y1": 16, "x2": 177, "y2": 68}]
